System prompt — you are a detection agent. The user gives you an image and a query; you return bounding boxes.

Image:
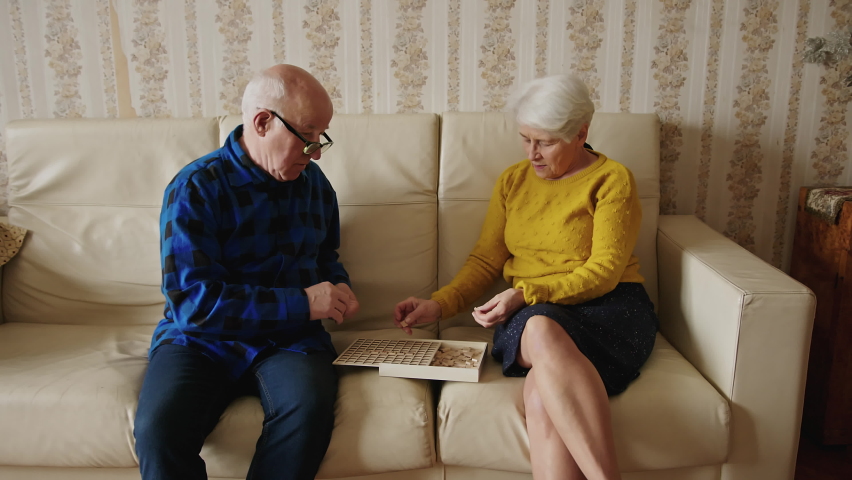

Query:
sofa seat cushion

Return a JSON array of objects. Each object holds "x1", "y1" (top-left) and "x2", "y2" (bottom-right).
[
  {"x1": 437, "y1": 327, "x2": 729, "y2": 473},
  {"x1": 0, "y1": 323, "x2": 152, "y2": 468},
  {"x1": 202, "y1": 327, "x2": 438, "y2": 479},
  {"x1": 0, "y1": 322, "x2": 437, "y2": 477}
]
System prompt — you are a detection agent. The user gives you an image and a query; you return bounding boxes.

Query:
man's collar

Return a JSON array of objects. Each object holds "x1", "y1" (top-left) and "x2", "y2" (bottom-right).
[{"x1": 223, "y1": 125, "x2": 307, "y2": 187}]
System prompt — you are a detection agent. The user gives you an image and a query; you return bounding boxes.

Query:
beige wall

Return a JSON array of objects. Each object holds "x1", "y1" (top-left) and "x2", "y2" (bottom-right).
[{"x1": 0, "y1": 0, "x2": 848, "y2": 271}]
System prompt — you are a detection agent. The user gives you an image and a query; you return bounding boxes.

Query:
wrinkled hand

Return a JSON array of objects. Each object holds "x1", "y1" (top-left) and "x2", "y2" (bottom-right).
[
  {"x1": 305, "y1": 282, "x2": 349, "y2": 325},
  {"x1": 393, "y1": 297, "x2": 442, "y2": 335},
  {"x1": 472, "y1": 288, "x2": 526, "y2": 328},
  {"x1": 335, "y1": 283, "x2": 360, "y2": 320}
]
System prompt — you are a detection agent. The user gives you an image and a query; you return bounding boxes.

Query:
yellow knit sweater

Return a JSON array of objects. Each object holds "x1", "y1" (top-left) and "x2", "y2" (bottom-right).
[{"x1": 432, "y1": 152, "x2": 644, "y2": 320}]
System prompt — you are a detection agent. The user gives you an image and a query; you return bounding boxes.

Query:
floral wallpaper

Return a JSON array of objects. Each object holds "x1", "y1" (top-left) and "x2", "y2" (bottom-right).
[
  {"x1": 392, "y1": 0, "x2": 429, "y2": 112},
  {"x1": 96, "y1": 0, "x2": 118, "y2": 118},
  {"x1": 215, "y1": 0, "x2": 254, "y2": 115},
  {"x1": 185, "y1": 0, "x2": 203, "y2": 117},
  {"x1": 0, "y1": 0, "x2": 849, "y2": 272},
  {"x1": 535, "y1": 0, "x2": 549, "y2": 79},
  {"x1": 359, "y1": 0, "x2": 373, "y2": 113},
  {"x1": 811, "y1": 1, "x2": 851, "y2": 184},
  {"x1": 272, "y1": 0, "x2": 286, "y2": 64},
  {"x1": 446, "y1": 0, "x2": 461, "y2": 111},
  {"x1": 44, "y1": 0, "x2": 85, "y2": 118},
  {"x1": 567, "y1": 0, "x2": 605, "y2": 107},
  {"x1": 9, "y1": 0, "x2": 34, "y2": 119},
  {"x1": 773, "y1": 0, "x2": 812, "y2": 267},
  {"x1": 303, "y1": 0, "x2": 342, "y2": 112},
  {"x1": 130, "y1": 0, "x2": 169, "y2": 118},
  {"x1": 619, "y1": 0, "x2": 636, "y2": 113},
  {"x1": 652, "y1": 0, "x2": 690, "y2": 215},
  {"x1": 724, "y1": 0, "x2": 780, "y2": 251},
  {"x1": 480, "y1": 0, "x2": 516, "y2": 111},
  {"x1": 695, "y1": 0, "x2": 726, "y2": 222}
]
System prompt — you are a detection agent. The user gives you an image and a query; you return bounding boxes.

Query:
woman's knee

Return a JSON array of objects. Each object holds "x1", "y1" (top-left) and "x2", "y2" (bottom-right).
[
  {"x1": 521, "y1": 315, "x2": 573, "y2": 353},
  {"x1": 524, "y1": 315, "x2": 564, "y2": 341},
  {"x1": 519, "y1": 315, "x2": 582, "y2": 368}
]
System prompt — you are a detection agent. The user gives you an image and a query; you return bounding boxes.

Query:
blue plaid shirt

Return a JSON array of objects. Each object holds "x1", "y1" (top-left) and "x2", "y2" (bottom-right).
[{"x1": 150, "y1": 126, "x2": 350, "y2": 379}]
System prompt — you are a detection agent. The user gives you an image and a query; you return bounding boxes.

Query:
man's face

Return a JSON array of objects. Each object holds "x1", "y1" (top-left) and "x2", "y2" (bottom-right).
[{"x1": 259, "y1": 102, "x2": 332, "y2": 182}]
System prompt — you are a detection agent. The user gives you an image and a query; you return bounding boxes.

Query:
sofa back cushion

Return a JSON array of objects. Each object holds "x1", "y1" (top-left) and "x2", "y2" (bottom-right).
[
  {"x1": 5, "y1": 114, "x2": 439, "y2": 331},
  {"x1": 437, "y1": 112, "x2": 660, "y2": 329},
  {"x1": 4, "y1": 118, "x2": 219, "y2": 325}
]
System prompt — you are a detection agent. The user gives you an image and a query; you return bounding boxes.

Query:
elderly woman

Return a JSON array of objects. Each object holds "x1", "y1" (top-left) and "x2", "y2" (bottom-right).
[{"x1": 393, "y1": 75, "x2": 657, "y2": 480}]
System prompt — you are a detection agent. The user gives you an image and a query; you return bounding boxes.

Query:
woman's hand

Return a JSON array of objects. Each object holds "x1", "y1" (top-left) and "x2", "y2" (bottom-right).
[
  {"x1": 472, "y1": 288, "x2": 526, "y2": 328},
  {"x1": 394, "y1": 297, "x2": 442, "y2": 335}
]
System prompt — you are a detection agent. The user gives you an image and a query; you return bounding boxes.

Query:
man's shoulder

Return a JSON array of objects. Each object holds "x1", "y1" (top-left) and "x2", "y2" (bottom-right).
[
  {"x1": 168, "y1": 150, "x2": 228, "y2": 191},
  {"x1": 161, "y1": 150, "x2": 231, "y2": 212}
]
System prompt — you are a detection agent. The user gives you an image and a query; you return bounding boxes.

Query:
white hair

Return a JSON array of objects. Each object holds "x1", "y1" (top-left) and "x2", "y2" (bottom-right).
[
  {"x1": 241, "y1": 70, "x2": 288, "y2": 125},
  {"x1": 509, "y1": 74, "x2": 595, "y2": 142}
]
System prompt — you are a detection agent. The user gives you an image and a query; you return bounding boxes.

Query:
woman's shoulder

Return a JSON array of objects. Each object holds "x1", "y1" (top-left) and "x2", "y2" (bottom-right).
[
  {"x1": 500, "y1": 159, "x2": 530, "y2": 176},
  {"x1": 592, "y1": 153, "x2": 635, "y2": 181},
  {"x1": 494, "y1": 159, "x2": 531, "y2": 187}
]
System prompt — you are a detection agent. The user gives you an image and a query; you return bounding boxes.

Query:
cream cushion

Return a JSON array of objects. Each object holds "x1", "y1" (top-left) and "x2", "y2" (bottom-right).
[
  {"x1": 437, "y1": 327, "x2": 729, "y2": 472},
  {"x1": 0, "y1": 324, "x2": 437, "y2": 477},
  {"x1": 0, "y1": 323, "x2": 150, "y2": 468}
]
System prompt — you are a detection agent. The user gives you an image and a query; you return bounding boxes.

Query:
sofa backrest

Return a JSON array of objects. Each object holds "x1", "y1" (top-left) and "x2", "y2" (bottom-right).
[
  {"x1": 4, "y1": 114, "x2": 440, "y2": 331},
  {"x1": 4, "y1": 118, "x2": 220, "y2": 325},
  {"x1": 437, "y1": 112, "x2": 660, "y2": 329},
  {"x1": 4, "y1": 112, "x2": 656, "y2": 332}
]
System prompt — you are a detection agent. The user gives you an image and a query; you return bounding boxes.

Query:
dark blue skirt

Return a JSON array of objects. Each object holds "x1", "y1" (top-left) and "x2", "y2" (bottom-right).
[{"x1": 491, "y1": 282, "x2": 658, "y2": 396}]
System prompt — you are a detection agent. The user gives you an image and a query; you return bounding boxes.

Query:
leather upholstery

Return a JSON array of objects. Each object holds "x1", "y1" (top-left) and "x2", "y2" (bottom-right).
[{"x1": 0, "y1": 112, "x2": 814, "y2": 480}]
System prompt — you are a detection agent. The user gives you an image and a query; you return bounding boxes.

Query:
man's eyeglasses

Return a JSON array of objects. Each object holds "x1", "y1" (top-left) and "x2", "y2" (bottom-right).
[{"x1": 267, "y1": 110, "x2": 333, "y2": 155}]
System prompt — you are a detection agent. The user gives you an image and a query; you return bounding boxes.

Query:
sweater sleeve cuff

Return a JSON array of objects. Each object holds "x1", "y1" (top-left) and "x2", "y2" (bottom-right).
[
  {"x1": 516, "y1": 280, "x2": 548, "y2": 305},
  {"x1": 430, "y1": 293, "x2": 453, "y2": 321}
]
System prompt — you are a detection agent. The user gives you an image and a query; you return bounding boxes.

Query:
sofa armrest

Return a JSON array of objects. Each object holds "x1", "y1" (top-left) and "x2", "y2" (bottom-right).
[{"x1": 657, "y1": 215, "x2": 815, "y2": 480}]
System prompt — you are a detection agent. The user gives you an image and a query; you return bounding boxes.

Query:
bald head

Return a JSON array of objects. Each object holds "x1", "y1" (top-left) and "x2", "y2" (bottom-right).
[
  {"x1": 241, "y1": 64, "x2": 333, "y2": 126},
  {"x1": 238, "y1": 65, "x2": 334, "y2": 182}
]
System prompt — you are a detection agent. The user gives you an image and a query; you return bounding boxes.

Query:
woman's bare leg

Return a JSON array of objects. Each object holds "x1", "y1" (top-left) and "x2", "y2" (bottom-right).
[
  {"x1": 524, "y1": 368, "x2": 585, "y2": 479},
  {"x1": 516, "y1": 315, "x2": 621, "y2": 480}
]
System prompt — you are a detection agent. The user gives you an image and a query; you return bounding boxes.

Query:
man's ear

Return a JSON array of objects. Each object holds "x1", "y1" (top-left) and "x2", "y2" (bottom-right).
[{"x1": 252, "y1": 110, "x2": 274, "y2": 137}]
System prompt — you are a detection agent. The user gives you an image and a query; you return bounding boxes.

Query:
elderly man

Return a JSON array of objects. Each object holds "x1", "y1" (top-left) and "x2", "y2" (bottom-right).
[{"x1": 134, "y1": 64, "x2": 358, "y2": 480}]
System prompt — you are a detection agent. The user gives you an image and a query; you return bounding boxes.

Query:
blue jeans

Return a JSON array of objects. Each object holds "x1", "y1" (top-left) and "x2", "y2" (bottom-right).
[{"x1": 134, "y1": 344, "x2": 338, "y2": 480}]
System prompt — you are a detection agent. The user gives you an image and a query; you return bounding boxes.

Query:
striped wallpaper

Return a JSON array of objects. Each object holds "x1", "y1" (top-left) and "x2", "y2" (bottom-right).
[{"x1": 0, "y1": 0, "x2": 849, "y2": 271}]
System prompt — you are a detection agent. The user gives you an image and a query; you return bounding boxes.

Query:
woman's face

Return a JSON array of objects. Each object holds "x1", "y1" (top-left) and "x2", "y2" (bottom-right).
[{"x1": 518, "y1": 124, "x2": 589, "y2": 180}]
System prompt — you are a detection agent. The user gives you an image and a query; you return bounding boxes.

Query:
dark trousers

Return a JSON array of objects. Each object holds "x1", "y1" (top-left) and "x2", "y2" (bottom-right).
[{"x1": 134, "y1": 344, "x2": 338, "y2": 480}]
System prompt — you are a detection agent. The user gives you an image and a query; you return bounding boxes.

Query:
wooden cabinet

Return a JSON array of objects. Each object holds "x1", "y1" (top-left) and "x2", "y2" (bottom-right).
[{"x1": 790, "y1": 187, "x2": 852, "y2": 445}]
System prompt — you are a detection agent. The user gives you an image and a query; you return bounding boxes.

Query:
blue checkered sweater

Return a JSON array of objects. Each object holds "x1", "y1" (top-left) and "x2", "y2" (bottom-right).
[{"x1": 150, "y1": 126, "x2": 350, "y2": 379}]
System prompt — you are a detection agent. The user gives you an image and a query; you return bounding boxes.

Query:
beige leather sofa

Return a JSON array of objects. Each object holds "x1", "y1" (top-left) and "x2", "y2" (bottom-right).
[{"x1": 0, "y1": 112, "x2": 814, "y2": 480}]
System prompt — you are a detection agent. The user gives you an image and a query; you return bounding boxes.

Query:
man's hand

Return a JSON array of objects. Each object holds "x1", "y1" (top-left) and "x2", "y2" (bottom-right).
[
  {"x1": 393, "y1": 297, "x2": 442, "y2": 335},
  {"x1": 472, "y1": 288, "x2": 526, "y2": 328},
  {"x1": 305, "y1": 282, "x2": 349, "y2": 325},
  {"x1": 335, "y1": 283, "x2": 360, "y2": 320}
]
